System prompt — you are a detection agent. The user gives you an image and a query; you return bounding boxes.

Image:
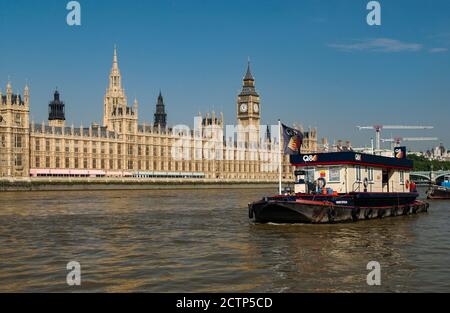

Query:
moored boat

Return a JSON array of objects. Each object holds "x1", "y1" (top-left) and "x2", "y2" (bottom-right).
[
  {"x1": 249, "y1": 148, "x2": 429, "y2": 224},
  {"x1": 427, "y1": 176, "x2": 450, "y2": 199},
  {"x1": 249, "y1": 195, "x2": 428, "y2": 224}
]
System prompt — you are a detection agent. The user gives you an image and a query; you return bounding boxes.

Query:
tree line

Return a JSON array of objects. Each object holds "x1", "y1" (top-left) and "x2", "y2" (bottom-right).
[{"x1": 408, "y1": 154, "x2": 450, "y2": 171}]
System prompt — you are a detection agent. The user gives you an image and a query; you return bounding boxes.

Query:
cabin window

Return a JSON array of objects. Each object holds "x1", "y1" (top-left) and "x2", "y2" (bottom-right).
[
  {"x1": 305, "y1": 168, "x2": 315, "y2": 183},
  {"x1": 356, "y1": 166, "x2": 362, "y2": 182},
  {"x1": 329, "y1": 167, "x2": 340, "y2": 183},
  {"x1": 368, "y1": 168, "x2": 374, "y2": 182},
  {"x1": 400, "y1": 171, "x2": 405, "y2": 184}
]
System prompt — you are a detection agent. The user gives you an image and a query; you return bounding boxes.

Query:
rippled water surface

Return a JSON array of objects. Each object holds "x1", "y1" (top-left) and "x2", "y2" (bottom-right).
[{"x1": 0, "y1": 187, "x2": 449, "y2": 292}]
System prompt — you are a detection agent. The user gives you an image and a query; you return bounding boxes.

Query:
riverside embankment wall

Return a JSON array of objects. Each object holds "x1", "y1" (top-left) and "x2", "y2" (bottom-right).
[{"x1": 0, "y1": 178, "x2": 285, "y2": 192}]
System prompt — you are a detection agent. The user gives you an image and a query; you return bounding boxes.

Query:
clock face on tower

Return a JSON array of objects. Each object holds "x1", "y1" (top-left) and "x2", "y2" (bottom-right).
[
  {"x1": 240, "y1": 103, "x2": 248, "y2": 113},
  {"x1": 253, "y1": 103, "x2": 259, "y2": 113}
]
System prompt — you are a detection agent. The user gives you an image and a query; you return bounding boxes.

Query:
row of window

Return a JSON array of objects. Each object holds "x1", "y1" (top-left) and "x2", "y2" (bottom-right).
[
  {"x1": 133, "y1": 172, "x2": 206, "y2": 179},
  {"x1": 32, "y1": 139, "x2": 278, "y2": 154},
  {"x1": 34, "y1": 137, "x2": 185, "y2": 148},
  {"x1": 329, "y1": 166, "x2": 405, "y2": 183},
  {"x1": 33, "y1": 142, "x2": 255, "y2": 158},
  {"x1": 0, "y1": 135, "x2": 24, "y2": 148},
  {"x1": 33, "y1": 156, "x2": 270, "y2": 172},
  {"x1": 355, "y1": 166, "x2": 374, "y2": 182}
]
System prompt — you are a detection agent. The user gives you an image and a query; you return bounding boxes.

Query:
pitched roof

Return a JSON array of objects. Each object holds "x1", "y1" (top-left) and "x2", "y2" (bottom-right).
[{"x1": 244, "y1": 62, "x2": 254, "y2": 81}]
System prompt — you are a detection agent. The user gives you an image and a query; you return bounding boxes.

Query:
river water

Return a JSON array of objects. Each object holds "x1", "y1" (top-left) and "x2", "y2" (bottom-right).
[{"x1": 0, "y1": 187, "x2": 449, "y2": 292}]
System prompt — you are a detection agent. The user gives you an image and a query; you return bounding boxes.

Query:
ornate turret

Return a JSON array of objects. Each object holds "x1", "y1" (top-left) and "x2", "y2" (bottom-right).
[
  {"x1": 103, "y1": 46, "x2": 137, "y2": 133},
  {"x1": 6, "y1": 81, "x2": 12, "y2": 105},
  {"x1": 0, "y1": 81, "x2": 30, "y2": 177},
  {"x1": 133, "y1": 97, "x2": 139, "y2": 114},
  {"x1": 1, "y1": 81, "x2": 25, "y2": 107},
  {"x1": 266, "y1": 125, "x2": 271, "y2": 143},
  {"x1": 48, "y1": 89, "x2": 65, "y2": 127},
  {"x1": 24, "y1": 84, "x2": 29, "y2": 107},
  {"x1": 154, "y1": 91, "x2": 167, "y2": 129},
  {"x1": 6, "y1": 81, "x2": 12, "y2": 93}
]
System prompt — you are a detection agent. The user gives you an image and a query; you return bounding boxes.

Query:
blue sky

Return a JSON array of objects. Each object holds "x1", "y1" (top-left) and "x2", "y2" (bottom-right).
[{"x1": 0, "y1": 0, "x2": 449, "y2": 151}]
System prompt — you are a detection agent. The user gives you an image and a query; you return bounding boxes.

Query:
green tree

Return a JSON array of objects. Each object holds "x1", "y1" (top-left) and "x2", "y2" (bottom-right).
[{"x1": 408, "y1": 154, "x2": 450, "y2": 171}]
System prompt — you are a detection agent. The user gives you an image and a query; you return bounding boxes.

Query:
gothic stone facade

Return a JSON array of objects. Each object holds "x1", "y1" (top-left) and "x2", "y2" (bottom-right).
[
  {"x1": 0, "y1": 83, "x2": 30, "y2": 177},
  {"x1": 0, "y1": 49, "x2": 317, "y2": 181}
]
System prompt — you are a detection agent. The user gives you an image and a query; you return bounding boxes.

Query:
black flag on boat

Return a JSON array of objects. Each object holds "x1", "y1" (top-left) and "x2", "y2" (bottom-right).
[{"x1": 282, "y1": 124, "x2": 303, "y2": 155}]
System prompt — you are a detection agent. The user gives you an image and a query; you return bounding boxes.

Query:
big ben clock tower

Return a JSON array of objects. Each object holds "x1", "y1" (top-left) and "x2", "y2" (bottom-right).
[{"x1": 237, "y1": 61, "x2": 260, "y2": 146}]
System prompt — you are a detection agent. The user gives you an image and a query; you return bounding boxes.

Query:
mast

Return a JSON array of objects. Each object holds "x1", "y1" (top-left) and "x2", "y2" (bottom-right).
[{"x1": 278, "y1": 119, "x2": 282, "y2": 194}]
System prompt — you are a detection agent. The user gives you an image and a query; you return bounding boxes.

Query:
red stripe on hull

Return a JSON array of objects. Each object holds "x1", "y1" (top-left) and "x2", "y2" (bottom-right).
[{"x1": 291, "y1": 160, "x2": 413, "y2": 170}]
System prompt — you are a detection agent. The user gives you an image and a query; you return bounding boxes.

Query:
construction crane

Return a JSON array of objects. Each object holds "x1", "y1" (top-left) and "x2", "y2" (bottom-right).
[
  {"x1": 356, "y1": 125, "x2": 434, "y2": 150},
  {"x1": 381, "y1": 137, "x2": 439, "y2": 149}
]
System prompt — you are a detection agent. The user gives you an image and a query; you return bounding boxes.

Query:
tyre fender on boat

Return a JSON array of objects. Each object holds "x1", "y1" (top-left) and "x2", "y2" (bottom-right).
[
  {"x1": 248, "y1": 204, "x2": 254, "y2": 219},
  {"x1": 389, "y1": 207, "x2": 395, "y2": 217},
  {"x1": 327, "y1": 206, "x2": 336, "y2": 223},
  {"x1": 364, "y1": 208, "x2": 373, "y2": 219},
  {"x1": 417, "y1": 202, "x2": 427, "y2": 213},
  {"x1": 351, "y1": 207, "x2": 360, "y2": 221},
  {"x1": 377, "y1": 209, "x2": 386, "y2": 218},
  {"x1": 420, "y1": 203, "x2": 426, "y2": 212},
  {"x1": 402, "y1": 205, "x2": 410, "y2": 215},
  {"x1": 392, "y1": 206, "x2": 400, "y2": 217}
]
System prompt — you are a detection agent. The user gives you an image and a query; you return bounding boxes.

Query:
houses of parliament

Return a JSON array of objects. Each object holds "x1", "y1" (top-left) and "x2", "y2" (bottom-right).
[{"x1": 0, "y1": 48, "x2": 318, "y2": 181}]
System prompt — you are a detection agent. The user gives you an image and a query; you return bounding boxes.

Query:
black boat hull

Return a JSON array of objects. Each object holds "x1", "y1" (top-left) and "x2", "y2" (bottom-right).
[
  {"x1": 291, "y1": 192, "x2": 419, "y2": 207},
  {"x1": 427, "y1": 186, "x2": 450, "y2": 199},
  {"x1": 249, "y1": 199, "x2": 429, "y2": 224}
]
